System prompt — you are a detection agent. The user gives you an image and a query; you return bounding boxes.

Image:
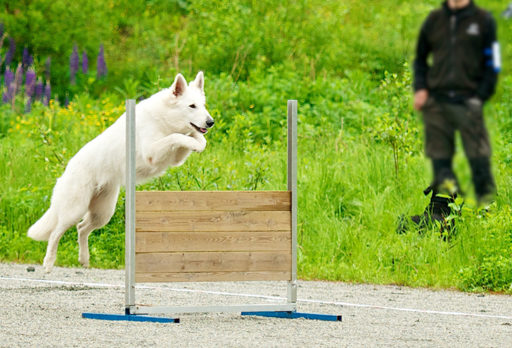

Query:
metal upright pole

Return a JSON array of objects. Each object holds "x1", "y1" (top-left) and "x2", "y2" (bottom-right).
[
  {"x1": 125, "y1": 99, "x2": 136, "y2": 313},
  {"x1": 287, "y1": 100, "x2": 298, "y2": 305}
]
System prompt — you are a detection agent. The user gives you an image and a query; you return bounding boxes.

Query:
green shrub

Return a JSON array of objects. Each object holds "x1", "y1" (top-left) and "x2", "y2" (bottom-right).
[{"x1": 459, "y1": 255, "x2": 512, "y2": 293}]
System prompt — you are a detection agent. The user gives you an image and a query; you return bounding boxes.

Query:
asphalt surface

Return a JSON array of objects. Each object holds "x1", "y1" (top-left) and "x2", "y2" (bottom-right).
[{"x1": 0, "y1": 262, "x2": 511, "y2": 347}]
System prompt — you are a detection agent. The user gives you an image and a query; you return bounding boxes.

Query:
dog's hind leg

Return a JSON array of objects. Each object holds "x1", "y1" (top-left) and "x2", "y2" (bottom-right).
[
  {"x1": 77, "y1": 185, "x2": 120, "y2": 268},
  {"x1": 43, "y1": 204, "x2": 89, "y2": 273}
]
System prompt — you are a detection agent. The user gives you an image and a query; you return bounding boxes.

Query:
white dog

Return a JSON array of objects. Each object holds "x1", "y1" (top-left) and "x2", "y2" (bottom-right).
[{"x1": 28, "y1": 72, "x2": 213, "y2": 272}]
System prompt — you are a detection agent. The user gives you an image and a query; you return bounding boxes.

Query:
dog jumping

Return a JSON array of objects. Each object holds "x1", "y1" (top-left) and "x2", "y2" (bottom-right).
[{"x1": 28, "y1": 72, "x2": 214, "y2": 272}]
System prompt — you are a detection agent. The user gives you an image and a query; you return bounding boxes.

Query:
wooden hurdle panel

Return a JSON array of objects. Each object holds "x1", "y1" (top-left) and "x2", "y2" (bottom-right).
[{"x1": 134, "y1": 190, "x2": 292, "y2": 283}]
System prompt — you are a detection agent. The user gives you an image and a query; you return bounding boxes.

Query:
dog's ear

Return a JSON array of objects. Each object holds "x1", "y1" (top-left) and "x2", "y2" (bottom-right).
[
  {"x1": 191, "y1": 71, "x2": 204, "y2": 91},
  {"x1": 170, "y1": 73, "x2": 187, "y2": 97}
]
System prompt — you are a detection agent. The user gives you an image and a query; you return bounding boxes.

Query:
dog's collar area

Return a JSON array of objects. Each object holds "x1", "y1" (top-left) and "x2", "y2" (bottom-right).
[{"x1": 190, "y1": 122, "x2": 208, "y2": 134}]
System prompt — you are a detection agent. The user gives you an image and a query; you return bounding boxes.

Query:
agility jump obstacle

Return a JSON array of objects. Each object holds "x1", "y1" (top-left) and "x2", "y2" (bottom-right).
[{"x1": 82, "y1": 100, "x2": 341, "y2": 323}]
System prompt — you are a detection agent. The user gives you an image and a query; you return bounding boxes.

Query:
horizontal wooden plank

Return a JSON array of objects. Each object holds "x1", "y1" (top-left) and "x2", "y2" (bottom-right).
[
  {"x1": 135, "y1": 271, "x2": 291, "y2": 283},
  {"x1": 136, "y1": 211, "x2": 291, "y2": 232},
  {"x1": 135, "y1": 251, "x2": 291, "y2": 274},
  {"x1": 136, "y1": 191, "x2": 291, "y2": 212},
  {"x1": 136, "y1": 231, "x2": 291, "y2": 253}
]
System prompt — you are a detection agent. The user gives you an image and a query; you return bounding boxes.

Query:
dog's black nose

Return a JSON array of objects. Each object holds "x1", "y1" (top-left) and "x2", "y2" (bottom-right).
[{"x1": 206, "y1": 119, "x2": 215, "y2": 128}]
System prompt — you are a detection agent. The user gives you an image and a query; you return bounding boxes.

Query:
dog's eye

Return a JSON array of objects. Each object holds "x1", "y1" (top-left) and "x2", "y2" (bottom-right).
[{"x1": 189, "y1": 104, "x2": 196, "y2": 109}]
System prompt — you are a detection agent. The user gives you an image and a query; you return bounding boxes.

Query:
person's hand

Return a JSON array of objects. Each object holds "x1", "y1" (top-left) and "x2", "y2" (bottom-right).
[
  {"x1": 414, "y1": 89, "x2": 429, "y2": 111},
  {"x1": 467, "y1": 97, "x2": 482, "y2": 108}
]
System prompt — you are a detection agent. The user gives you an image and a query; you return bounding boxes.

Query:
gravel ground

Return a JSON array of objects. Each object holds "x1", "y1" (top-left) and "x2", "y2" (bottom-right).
[{"x1": 0, "y1": 262, "x2": 511, "y2": 347}]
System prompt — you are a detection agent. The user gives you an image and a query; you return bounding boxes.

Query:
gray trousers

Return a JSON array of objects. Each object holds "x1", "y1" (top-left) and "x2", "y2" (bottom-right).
[
  {"x1": 421, "y1": 97, "x2": 491, "y2": 159},
  {"x1": 421, "y1": 97, "x2": 495, "y2": 199}
]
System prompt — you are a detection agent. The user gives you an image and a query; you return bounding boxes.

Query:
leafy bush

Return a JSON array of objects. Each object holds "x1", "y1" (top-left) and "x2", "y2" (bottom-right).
[
  {"x1": 460, "y1": 255, "x2": 512, "y2": 293},
  {"x1": 370, "y1": 66, "x2": 422, "y2": 178}
]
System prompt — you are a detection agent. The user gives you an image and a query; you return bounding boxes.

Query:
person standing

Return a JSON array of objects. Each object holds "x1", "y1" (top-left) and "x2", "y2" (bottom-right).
[{"x1": 411, "y1": 0, "x2": 501, "y2": 226}]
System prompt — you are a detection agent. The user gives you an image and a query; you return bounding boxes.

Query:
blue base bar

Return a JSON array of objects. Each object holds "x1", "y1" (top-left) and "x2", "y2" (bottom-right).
[
  {"x1": 82, "y1": 312, "x2": 180, "y2": 323},
  {"x1": 241, "y1": 311, "x2": 342, "y2": 322}
]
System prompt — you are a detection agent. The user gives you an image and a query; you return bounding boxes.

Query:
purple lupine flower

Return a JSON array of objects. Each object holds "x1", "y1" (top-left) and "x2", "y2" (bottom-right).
[
  {"x1": 82, "y1": 51, "x2": 88, "y2": 74},
  {"x1": 45, "y1": 57, "x2": 51, "y2": 80},
  {"x1": 96, "y1": 44, "x2": 107, "y2": 79},
  {"x1": 25, "y1": 68, "x2": 36, "y2": 99},
  {"x1": 14, "y1": 63, "x2": 23, "y2": 95},
  {"x1": 2, "y1": 82, "x2": 14, "y2": 104},
  {"x1": 2, "y1": 87, "x2": 12, "y2": 104},
  {"x1": 22, "y1": 47, "x2": 33, "y2": 70},
  {"x1": 3, "y1": 67, "x2": 14, "y2": 90},
  {"x1": 35, "y1": 78, "x2": 44, "y2": 102},
  {"x1": 2, "y1": 67, "x2": 15, "y2": 104},
  {"x1": 70, "y1": 44, "x2": 79, "y2": 84},
  {"x1": 5, "y1": 37, "x2": 15, "y2": 66},
  {"x1": 43, "y1": 81, "x2": 51, "y2": 106}
]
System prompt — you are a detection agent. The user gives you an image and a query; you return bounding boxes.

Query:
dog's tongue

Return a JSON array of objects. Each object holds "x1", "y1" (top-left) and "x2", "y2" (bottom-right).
[{"x1": 200, "y1": 128, "x2": 207, "y2": 134}]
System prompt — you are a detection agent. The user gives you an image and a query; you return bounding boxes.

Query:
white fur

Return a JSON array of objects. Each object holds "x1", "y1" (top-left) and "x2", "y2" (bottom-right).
[{"x1": 27, "y1": 72, "x2": 214, "y2": 272}]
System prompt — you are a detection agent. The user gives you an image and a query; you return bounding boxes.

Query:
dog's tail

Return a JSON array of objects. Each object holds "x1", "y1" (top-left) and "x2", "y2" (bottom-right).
[{"x1": 27, "y1": 208, "x2": 58, "y2": 241}]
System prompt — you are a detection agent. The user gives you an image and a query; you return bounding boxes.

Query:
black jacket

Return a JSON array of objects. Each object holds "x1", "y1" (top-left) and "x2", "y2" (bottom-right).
[{"x1": 413, "y1": 1, "x2": 499, "y2": 102}]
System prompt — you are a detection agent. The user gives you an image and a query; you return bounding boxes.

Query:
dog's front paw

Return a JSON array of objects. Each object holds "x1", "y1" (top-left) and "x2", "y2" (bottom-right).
[
  {"x1": 194, "y1": 143, "x2": 206, "y2": 153},
  {"x1": 193, "y1": 136, "x2": 207, "y2": 153}
]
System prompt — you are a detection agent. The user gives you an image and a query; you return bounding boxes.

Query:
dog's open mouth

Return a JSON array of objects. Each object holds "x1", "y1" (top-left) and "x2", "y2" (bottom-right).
[{"x1": 190, "y1": 122, "x2": 208, "y2": 134}]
